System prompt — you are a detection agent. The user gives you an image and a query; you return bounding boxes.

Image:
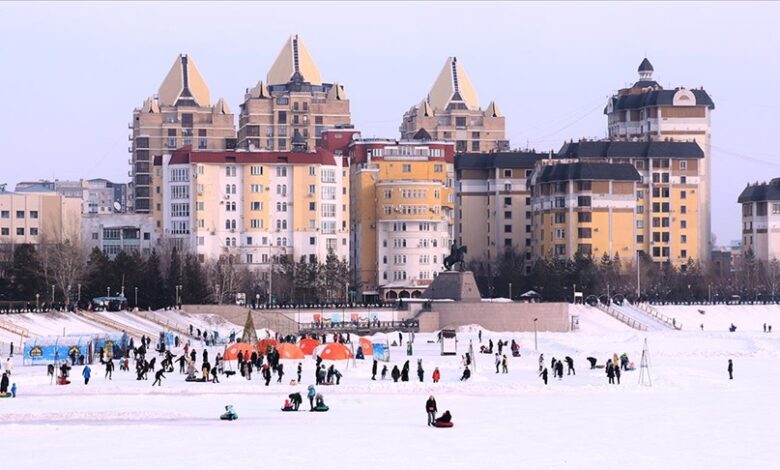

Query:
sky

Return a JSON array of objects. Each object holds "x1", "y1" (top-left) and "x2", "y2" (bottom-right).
[{"x1": 1, "y1": 1, "x2": 779, "y2": 245}]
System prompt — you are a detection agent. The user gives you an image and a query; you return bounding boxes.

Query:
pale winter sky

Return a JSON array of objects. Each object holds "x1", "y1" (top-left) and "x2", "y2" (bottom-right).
[{"x1": 1, "y1": 2, "x2": 778, "y2": 245}]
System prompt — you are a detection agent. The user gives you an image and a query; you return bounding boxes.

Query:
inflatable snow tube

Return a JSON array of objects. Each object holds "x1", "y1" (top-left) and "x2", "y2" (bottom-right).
[
  {"x1": 220, "y1": 414, "x2": 238, "y2": 421},
  {"x1": 433, "y1": 421, "x2": 454, "y2": 428},
  {"x1": 0, "y1": 393, "x2": 12, "y2": 398},
  {"x1": 185, "y1": 377, "x2": 207, "y2": 382},
  {"x1": 281, "y1": 407, "x2": 298, "y2": 412},
  {"x1": 311, "y1": 405, "x2": 329, "y2": 412}
]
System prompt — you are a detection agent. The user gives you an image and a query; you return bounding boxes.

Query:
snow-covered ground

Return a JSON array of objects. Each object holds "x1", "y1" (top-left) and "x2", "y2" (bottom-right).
[{"x1": 2, "y1": 304, "x2": 780, "y2": 469}]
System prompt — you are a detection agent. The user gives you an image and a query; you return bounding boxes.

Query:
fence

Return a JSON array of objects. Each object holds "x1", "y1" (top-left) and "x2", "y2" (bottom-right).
[{"x1": 595, "y1": 303, "x2": 648, "y2": 331}]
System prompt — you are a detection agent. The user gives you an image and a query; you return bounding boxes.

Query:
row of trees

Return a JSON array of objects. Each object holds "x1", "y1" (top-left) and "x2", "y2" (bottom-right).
[
  {"x1": 468, "y1": 250, "x2": 780, "y2": 303},
  {"x1": 0, "y1": 243, "x2": 353, "y2": 309}
]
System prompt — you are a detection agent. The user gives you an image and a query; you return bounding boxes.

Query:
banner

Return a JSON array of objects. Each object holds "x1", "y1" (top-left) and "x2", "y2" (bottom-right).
[{"x1": 372, "y1": 343, "x2": 389, "y2": 362}]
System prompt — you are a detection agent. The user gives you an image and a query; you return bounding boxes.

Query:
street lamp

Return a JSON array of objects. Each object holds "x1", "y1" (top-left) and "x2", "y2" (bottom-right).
[
  {"x1": 51, "y1": 284, "x2": 55, "y2": 304},
  {"x1": 36, "y1": 293, "x2": 40, "y2": 311},
  {"x1": 134, "y1": 287, "x2": 138, "y2": 308},
  {"x1": 533, "y1": 318, "x2": 538, "y2": 351},
  {"x1": 175, "y1": 285, "x2": 182, "y2": 307},
  {"x1": 77, "y1": 283, "x2": 81, "y2": 303},
  {"x1": 107, "y1": 286, "x2": 110, "y2": 298},
  {"x1": 509, "y1": 282, "x2": 513, "y2": 300}
]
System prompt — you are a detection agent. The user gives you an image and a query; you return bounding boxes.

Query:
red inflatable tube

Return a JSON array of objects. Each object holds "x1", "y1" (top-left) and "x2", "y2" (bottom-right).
[{"x1": 433, "y1": 421, "x2": 454, "y2": 428}]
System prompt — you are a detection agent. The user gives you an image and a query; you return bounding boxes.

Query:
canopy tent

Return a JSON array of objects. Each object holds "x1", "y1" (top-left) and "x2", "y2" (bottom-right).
[
  {"x1": 23, "y1": 335, "x2": 94, "y2": 366},
  {"x1": 258, "y1": 338, "x2": 278, "y2": 354},
  {"x1": 224, "y1": 342, "x2": 257, "y2": 361},
  {"x1": 93, "y1": 333, "x2": 130, "y2": 360},
  {"x1": 520, "y1": 290, "x2": 542, "y2": 301},
  {"x1": 275, "y1": 343, "x2": 305, "y2": 360},
  {"x1": 317, "y1": 342, "x2": 354, "y2": 361},
  {"x1": 298, "y1": 338, "x2": 321, "y2": 355},
  {"x1": 359, "y1": 337, "x2": 374, "y2": 356}
]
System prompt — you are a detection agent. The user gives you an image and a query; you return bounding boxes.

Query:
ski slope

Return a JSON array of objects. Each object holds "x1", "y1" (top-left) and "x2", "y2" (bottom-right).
[{"x1": 2, "y1": 304, "x2": 780, "y2": 469}]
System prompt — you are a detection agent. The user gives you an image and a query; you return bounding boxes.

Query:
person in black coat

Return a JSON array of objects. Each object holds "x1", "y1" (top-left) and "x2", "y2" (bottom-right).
[
  {"x1": 297, "y1": 362, "x2": 302, "y2": 383},
  {"x1": 263, "y1": 365, "x2": 272, "y2": 386},
  {"x1": 459, "y1": 366, "x2": 471, "y2": 381},
  {"x1": 401, "y1": 361, "x2": 410, "y2": 382},
  {"x1": 203, "y1": 349, "x2": 209, "y2": 364},
  {"x1": 614, "y1": 364, "x2": 621, "y2": 385},
  {"x1": 539, "y1": 367, "x2": 548, "y2": 385},
  {"x1": 425, "y1": 395, "x2": 437, "y2": 426},
  {"x1": 555, "y1": 360, "x2": 563, "y2": 380},
  {"x1": 728, "y1": 359, "x2": 733, "y2": 380},
  {"x1": 565, "y1": 356, "x2": 575, "y2": 375},
  {"x1": 417, "y1": 359, "x2": 424, "y2": 382},
  {"x1": 435, "y1": 410, "x2": 452, "y2": 424},
  {"x1": 152, "y1": 369, "x2": 166, "y2": 386},
  {"x1": 0, "y1": 372, "x2": 8, "y2": 394},
  {"x1": 606, "y1": 362, "x2": 615, "y2": 384},
  {"x1": 277, "y1": 363, "x2": 284, "y2": 383},
  {"x1": 372, "y1": 359, "x2": 378, "y2": 380},
  {"x1": 391, "y1": 365, "x2": 401, "y2": 382},
  {"x1": 190, "y1": 350, "x2": 197, "y2": 363}
]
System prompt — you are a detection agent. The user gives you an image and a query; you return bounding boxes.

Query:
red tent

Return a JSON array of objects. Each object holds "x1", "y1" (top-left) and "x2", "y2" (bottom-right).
[
  {"x1": 258, "y1": 338, "x2": 278, "y2": 354},
  {"x1": 224, "y1": 343, "x2": 256, "y2": 361},
  {"x1": 275, "y1": 343, "x2": 305, "y2": 360},
  {"x1": 318, "y1": 342, "x2": 354, "y2": 360},
  {"x1": 298, "y1": 338, "x2": 321, "y2": 355},
  {"x1": 359, "y1": 337, "x2": 374, "y2": 356}
]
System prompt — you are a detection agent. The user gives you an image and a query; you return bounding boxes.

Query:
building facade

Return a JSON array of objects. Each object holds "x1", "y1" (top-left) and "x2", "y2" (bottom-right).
[
  {"x1": 346, "y1": 136, "x2": 455, "y2": 301},
  {"x1": 400, "y1": 57, "x2": 507, "y2": 153},
  {"x1": 82, "y1": 214, "x2": 156, "y2": 259},
  {"x1": 130, "y1": 54, "x2": 236, "y2": 213},
  {"x1": 738, "y1": 179, "x2": 780, "y2": 262},
  {"x1": 532, "y1": 140, "x2": 704, "y2": 267},
  {"x1": 605, "y1": 58, "x2": 714, "y2": 262},
  {"x1": 238, "y1": 35, "x2": 351, "y2": 152},
  {"x1": 152, "y1": 145, "x2": 349, "y2": 268},
  {"x1": 0, "y1": 189, "x2": 82, "y2": 246},
  {"x1": 15, "y1": 179, "x2": 128, "y2": 215},
  {"x1": 455, "y1": 151, "x2": 546, "y2": 270}
]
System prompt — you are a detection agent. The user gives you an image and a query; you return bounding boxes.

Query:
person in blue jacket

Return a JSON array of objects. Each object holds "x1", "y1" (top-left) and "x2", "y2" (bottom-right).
[
  {"x1": 10, "y1": 383, "x2": 16, "y2": 397},
  {"x1": 307, "y1": 385, "x2": 316, "y2": 411},
  {"x1": 82, "y1": 365, "x2": 92, "y2": 385}
]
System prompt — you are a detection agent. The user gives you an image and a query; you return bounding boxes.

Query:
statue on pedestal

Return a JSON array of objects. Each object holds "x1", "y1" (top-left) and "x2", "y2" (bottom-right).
[{"x1": 443, "y1": 244, "x2": 468, "y2": 272}]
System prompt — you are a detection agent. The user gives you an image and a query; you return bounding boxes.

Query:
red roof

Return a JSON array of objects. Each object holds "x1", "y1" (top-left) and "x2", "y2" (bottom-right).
[{"x1": 165, "y1": 146, "x2": 343, "y2": 166}]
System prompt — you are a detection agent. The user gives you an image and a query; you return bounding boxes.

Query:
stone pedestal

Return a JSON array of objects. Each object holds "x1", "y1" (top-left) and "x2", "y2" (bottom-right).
[{"x1": 422, "y1": 271, "x2": 481, "y2": 301}]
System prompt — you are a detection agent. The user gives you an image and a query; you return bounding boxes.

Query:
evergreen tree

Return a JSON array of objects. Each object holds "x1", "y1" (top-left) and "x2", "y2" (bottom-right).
[
  {"x1": 142, "y1": 250, "x2": 166, "y2": 309},
  {"x1": 9, "y1": 244, "x2": 44, "y2": 301},
  {"x1": 182, "y1": 254, "x2": 209, "y2": 304}
]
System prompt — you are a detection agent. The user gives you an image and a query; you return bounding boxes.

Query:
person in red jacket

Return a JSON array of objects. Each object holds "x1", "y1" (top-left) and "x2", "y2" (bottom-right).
[
  {"x1": 425, "y1": 395, "x2": 437, "y2": 426},
  {"x1": 432, "y1": 367, "x2": 440, "y2": 383}
]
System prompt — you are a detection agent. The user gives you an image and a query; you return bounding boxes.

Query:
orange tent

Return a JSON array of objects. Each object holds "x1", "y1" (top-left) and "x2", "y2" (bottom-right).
[
  {"x1": 298, "y1": 338, "x2": 321, "y2": 355},
  {"x1": 359, "y1": 337, "x2": 374, "y2": 356},
  {"x1": 318, "y1": 342, "x2": 354, "y2": 360},
  {"x1": 275, "y1": 343, "x2": 305, "y2": 360},
  {"x1": 258, "y1": 338, "x2": 278, "y2": 354},
  {"x1": 224, "y1": 342, "x2": 256, "y2": 361}
]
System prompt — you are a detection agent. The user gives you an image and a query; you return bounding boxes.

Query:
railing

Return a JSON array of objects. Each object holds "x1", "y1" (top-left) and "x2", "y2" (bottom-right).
[
  {"x1": 636, "y1": 303, "x2": 682, "y2": 330},
  {"x1": 132, "y1": 310, "x2": 195, "y2": 339},
  {"x1": 298, "y1": 320, "x2": 419, "y2": 333},
  {"x1": 75, "y1": 310, "x2": 147, "y2": 340},
  {"x1": 595, "y1": 303, "x2": 648, "y2": 331},
  {"x1": 0, "y1": 316, "x2": 30, "y2": 338}
]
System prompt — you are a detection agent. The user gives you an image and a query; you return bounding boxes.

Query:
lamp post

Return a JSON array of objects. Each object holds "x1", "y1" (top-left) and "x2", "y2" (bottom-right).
[
  {"x1": 36, "y1": 293, "x2": 40, "y2": 311},
  {"x1": 533, "y1": 318, "x2": 538, "y2": 351},
  {"x1": 107, "y1": 286, "x2": 110, "y2": 298},
  {"x1": 77, "y1": 283, "x2": 81, "y2": 303},
  {"x1": 134, "y1": 287, "x2": 138, "y2": 308},
  {"x1": 175, "y1": 285, "x2": 182, "y2": 307},
  {"x1": 509, "y1": 282, "x2": 512, "y2": 300},
  {"x1": 67, "y1": 284, "x2": 71, "y2": 306},
  {"x1": 51, "y1": 284, "x2": 55, "y2": 304}
]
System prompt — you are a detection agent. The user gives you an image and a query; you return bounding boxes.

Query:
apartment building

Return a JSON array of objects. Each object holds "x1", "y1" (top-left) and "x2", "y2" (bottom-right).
[
  {"x1": 605, "y1": 58, "x2": 714, "y2": 261},
  {"x1": 0, "y1": 189, "x2": 81, "y2": 245},
  {"x1": 400, "y1": 57, "x2": 507, "y2": 153},
  {"x1": 16, "y1": 179, "x2": 129, "y2": 215},
  {"x1": 152, "y1": 144, "x2": 349, "y2": 267},
  {"x1": 346, "y1": 137, "x2": 455, "y2": 301},
  {"x1": 738, "y1": 178, "x2": 780, "y2": 262},
  {"x1": 130, "y1": 54, "x2": 236, "y2": 213},
  {"x1": 82, "y1": 213, "x2": 156, "y2": 259},
  {"x1": 238, "y1": 35, "x2": 351, "y2": 152},
  {"x1": 455, "y1": 151, "x2": 547, "y2": 268}
]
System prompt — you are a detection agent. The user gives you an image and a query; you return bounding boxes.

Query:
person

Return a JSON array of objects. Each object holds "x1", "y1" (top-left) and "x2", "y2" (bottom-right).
[
  {"x1": 539, "y1": 367, "x2": 548, "y2": 385},
  {"x1": 381, "y1": 365, "x2": 388, "y2": 380},
  {"x1": 277, "y1": 363, "x2": 285, "y2": 383},
  {"x1": 478, "y1": 330, "x2": 482, "y2": 343},
  {"x1": 333, "y1": 368, "x2": 342, "y2": 385},
  {"x1": 606, "y1": 361, "x2": 615, "y2": 385},
  {"x1": 307, "y1": 385, "x2": 316, "y2": 410},
  {"x1": 398, "y1": 331, "x2": 403, "y2": 345},
  {"x1": 417, "y1": 359, "x2": 424, "y2": 382},
  {"x1": 401, "y1": 360, "x2": 410, "y2": 382},
  {"x1": 221, "y1": 405, "x2": 238, "y2": 421},
  {"x1": 614, "y1": 364, "x2": 621, "y2": 385},
  {"x1": 511, "y1": 340, "x2": 521, "y2": 357},
  {"x1": 764, "y1": 323, "x2": 767, "y2": 333},
  {"x1": 211, "y1": 364, "x2": 220, "y2": 383},
  {"x1": 495, "y1": 353, "x2": 501, "y2": 374},
  {"x1": 426, "y1": 395, "x2": 438, "y2": 426},
  {"x1": 326, "y1": 364, "x2": 335, "y2": 384},
  {"x1": 432, "y1": 367, "x2": 440, "y2": 383},
  {"x1": 700, "y1": 323, "x2": 704, "y2": 331},
  {"x1": 619, "y1": 353, "x2": 628, "y2": 371},
  {"x1": 728, "y1": 359, "x2": 733, "y2": 380},
  {"x1": 498, "y1": 340, "x2": 504, "y2": 356},
  {"x1": 82, "y1": 365, "x2": 91, "y2": 385},
  {"x1": 459, "y1": 366, "x2": 471, "y2": 381},
  {"x1": 372, "y1": 359, "x2": 378, "y2": 380},
  {"x1": 178, "y1": 355, "x2": 187, "y2": 374},
  {"x1": 152, "y1": 368, "x2": 166, "y2": 386},
  {"x1": 105, "y1": 358, "x2": 114, "y2": 380},
  {"x1": 488, "y1": 339, "x2": 494, "y2": 354},
  {"x1": 435, "y1": 410, "x2": 452, "y2": 425},
  {"x1": 587, "y1": 357, "x2": 597, "y2": 369},
  {"x1": 555, "y1": 360, "x2": 564, "y2": 380},
  {"x1": 502, "y1": 355, "x2": 508, "y2": 374},
  {"x1": 263, "y1": 364, "x2": 272, "y2": 386},
  {"x1": 538, "y1": 354, "x2": 544, "y2": 372},
  {"x1": 289, "y1": 392, "x2": 303, "y2": 411},
  {"x1": 10, "y1": 383, "x2": 16, "y2": 398},
  {"x1": 5, "y1": 357, "x2": 12, "y2": 376},
  {"x1": 729, "y1": 323, "x2": 737, "y2": 333},
  {"x1": 314, "y1": 392, "x2": 326, "y2": 409},
  {"x1": 565, "y1": 356, "x2": 575, "y2": 375},
  {"x1": 391, "y1": 365, "x2": 401, "y2": 382},
  {"x1": 0, "y1": 372, "x2": 7, "y2": 394}
]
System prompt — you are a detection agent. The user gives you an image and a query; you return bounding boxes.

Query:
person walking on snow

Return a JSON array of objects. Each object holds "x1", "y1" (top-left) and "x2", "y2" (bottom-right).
[
  {"x1": 297, "y1": 362, "x2": 302, "y2": 383},
  {"x1": 381, "y1": 365, "x2": 388, "y2": 380},
  {"x1": 105, "y1": 359, "x2": 114, "y2": 380},
  {"x1": 82, "y1": 365, "x2": 91, "y2": 385},
  {"x1": 539, "y1": 367, "x2": 548, "y2": 385},
  {"x1": 372, "y1": 359, "x2": 378, "y2": 380},
  {"x1": 307, "y1": 385, "x2": 316, "y2": 411},
  {"x1": 426, "y1": 395, "x2": 438, "y2": 426},
  {"x1": 432, "y1": 367, "x2": 440, "y2": 383},
  {"x1": 495, "y1": 353, "x2": 501, "y2": 373},
  {"x1": 728, "y1": 359, "x2": 734, "y2": 380},
  {"x1": 614, "y1": 364, "x2": 621, "y2": 385},
  {"x1": 277, "y1": 363, "x2": 284, "y2": 383},
  {"x1": 606, "y1": 361, "x2": 615, "y2": 384},
  {"x1": 417, "y1": 359, "x2": 424, "y2": 382},
  {"x1": 152, "y1": 368, "x2": 166, "y2": 386},
  {"x1": 502, "y1": 355, "x2": 508, "y2": 374},
  {"x1": 555, "y1": 360, "x2": 564, "y2": 380},
  {"x1": 5, "y1": 357, "x2": 12, "y2": 376},
  {"x1": 0, "y1": 372, "x2": 8, "y2": 394},
  {"x1": 565, "y1": 356, "x2": 575, "y2": 375},
  {"x1": 391, "y1": 365, "x2": 401, "y2": 383},
  {"x1": 538, "y1": 354, "x2": 544, "y2": 372}
]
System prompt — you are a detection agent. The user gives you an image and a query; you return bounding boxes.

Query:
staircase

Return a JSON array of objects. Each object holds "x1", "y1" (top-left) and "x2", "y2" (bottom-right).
[
  {"x1": 594, "y1": 303, "x2": 648, "y2": 331},
  {"x1": 635, "y1": 303, "x2": 681, "y2": 330}
]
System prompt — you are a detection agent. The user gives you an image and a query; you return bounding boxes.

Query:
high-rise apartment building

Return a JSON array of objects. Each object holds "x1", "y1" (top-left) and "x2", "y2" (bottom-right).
[
  {"x1": 151, "y1": 144, "x2": 349, "y2": 267},
  {"x1": 738, "y1": 178, "x2": 780, "y2": 262},
  {"x1": 345, "y1": 136, "x2": 455, "y2": 301},
  {"x1": 455, "y1": 151, "x2": 546, "y2": 269},
  {"x1": 530, "y1": 140, "x2": 704, "y2": 267},
  {"x1": 238, "y1": 35, "x2": 351, "y2": 152},
  {"x1": 130, "y1": 54, "x2": 236, "y2": 213},
  {"x1": 605, "y1": 58, "x2": 714, "y2": 262},
  {"x1": 400, "y1": 57, "x2": 507, "y2": 153}
]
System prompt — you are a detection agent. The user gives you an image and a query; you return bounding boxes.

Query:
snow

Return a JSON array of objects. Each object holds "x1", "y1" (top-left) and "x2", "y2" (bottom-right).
[{"x1": 2, "y1": 305, "x2": 780, "y2": 468}]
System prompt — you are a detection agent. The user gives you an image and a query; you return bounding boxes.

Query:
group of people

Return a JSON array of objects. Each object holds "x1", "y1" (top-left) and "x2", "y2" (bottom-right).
[
  {"x1": 0, "y1": 366, "x2": 15, "y2": 397},
  {"x1": 425, "y1": 395, "x2": 452, "y2": 427},
  {"x1": 537, "y1": 354, "x2": 575, "y2": 384}
]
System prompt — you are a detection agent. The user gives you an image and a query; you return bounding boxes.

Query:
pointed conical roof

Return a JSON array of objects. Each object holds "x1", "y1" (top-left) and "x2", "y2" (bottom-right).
[
  {"x1": 326, "y1": 82, "x2": 347, "y2": 100},
  {"x1": 427, "y1": 57, "x2": 479, "y2": 111},
  {"x1": 486, "y1": 100, "x2": 502, "y2": 118},
  {"x1": 213, "y1": 97, "x2": 231, "y2": 115},
  {"x1": 638, "y1": 58, "x2": 654, "y2": 72},
  {"x1": 247, "y1": 80, "x2": 270, "y2": 99},
  {"x1": 141, "y1": 97, "x2": 160, "y2": 114},
  {"x1": 267, "y1": 34, "x2": 322, "y2": 86},
  {"x1": 158, "y1": 54, "x2": 211, "y2": 107},
  {"x1": 241, "y1": 311, "x2": 258, "y2": 344},
  {"x1": 420, "y1": 100, "x2": 433, "y2": 117}
]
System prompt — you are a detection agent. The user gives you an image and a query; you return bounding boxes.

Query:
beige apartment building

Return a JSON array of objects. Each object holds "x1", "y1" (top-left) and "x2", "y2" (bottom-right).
[
  {"x1": 130, "y1": 54, "x2": 236, "y2": 213},
  {"x1": 605, "y1": 58, "x2": 714, "y2": 262},
  {"x1": 455, "y1": 151, "x2": 547, "y2": 270},
  {"x1": 151, "y1": 144, "x2": 349, "y2": 268},
  {"x1": 237, "y1": 35, "x2": 351, "y2": 152},
  {"x1": 738, "y1": 178, "x2": 780, "y2": 262},
  {"x1": 400, "y1": 57, "x2": 507, "y2": 153},
  {"x1": 0, "y1": 189, "x2": 81, "y2": 246}
]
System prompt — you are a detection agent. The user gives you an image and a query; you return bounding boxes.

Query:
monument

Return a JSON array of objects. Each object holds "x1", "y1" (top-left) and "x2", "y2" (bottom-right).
[{"x1": 423, "y1": 244, "x2": 481, "y2": 301}]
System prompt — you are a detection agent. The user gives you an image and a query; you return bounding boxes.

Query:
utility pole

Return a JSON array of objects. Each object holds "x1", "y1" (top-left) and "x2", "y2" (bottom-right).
[{"x1": 533, "y1": 318, "x2": 538, "y2": 351}]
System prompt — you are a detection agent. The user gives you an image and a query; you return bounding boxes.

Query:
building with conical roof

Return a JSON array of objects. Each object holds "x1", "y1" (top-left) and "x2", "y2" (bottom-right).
[
  {"x1": 129, "y1": 54, "x2": 236, "y2": 213},
  {"x1": 237, "y1": 34, "x2": 351, "y2": 152},
  {"x1": 604, "y1": 58, "x2": 714, "y2": 265},
  {"x1": 400, "y1": 57, "x2": 507, "y2": 153}
]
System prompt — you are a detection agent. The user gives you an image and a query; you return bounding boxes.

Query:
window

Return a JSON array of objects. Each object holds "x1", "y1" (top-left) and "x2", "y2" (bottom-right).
[
  {"x1": 0, "y1": 211, "x2": 8, "y2": 218},
  {"x1": 554, "y1": 213, "x2": 565, "y2": 224},
  {"x1": 402, "y1": 164, "x2": 412, "y2": 173},
  {"x1": 577, "y1": 196, "x2": 591, "y2": 207},
  {"x1": 321, "y1": 186, "x2": 336, "y2": 200},
  {"x1": 277, "y1": 184, "x2": 287, "y2": 196},
  {"x1": 321, "y1": 204, "x2": 336, "y2": 218},
  {"x1": 434, "y1": 164, "x2": 443, "y2": 173},
  {"x1": 681, "y1": 220, "x2": 687, "y2": 229},
  {"x1": 681, "y1": 235, "x2": 687, "y2": 244},
  {"x1": 680, "y1": 161, "x2": 688, "y2": 170},
  {"x1": 16, "y1": 228, "x2": 24, "y2": 236},
  {"x1": 503, "y1": 169, "x2": 512, "y2": 178},
  {"x1": 680, "y1": 176, "x2": 687, "y2": 184},
  {"x1": 504, "y1": 225, "x2": 512, "y2": 233},
  {"x1": 276, "y1": 219, "x2": 288, "y2": 230},
  {"x1": 30, "y1": 210, "x2": 38, "y2": 219},
  {"x1": 30, "y1": 227, "x2": 38, "y2": 236},
  {"x1": 681, "y1": 249, "x2": 688, "y2": 258},
  {"x1": 636, "y1": 190, "x2": 644, "y2": 199},
  {"x1": 321, "y1": 169, "x2": 336, "y2": 183},
  {"x1": 16, "y1": 211, "x2": 24, "y2": 219},
  {"x1": 504, "y1": 211, "x2": 512, "y2": 219},
  {"x1": 321, "y1": 221, "x2": 336, "y2": 234},
  {"x1": 504, "y1": 197, "x2": 512, "y2": 206},
  {"x1": 578, "y1": 244, "x2": 592, "y2": 255},
  {"x1": 309, "y1": 202, "x2": 316, "y2": 211},
  {"x1": 310, "y1": 237, "x2": 316, "y2": 245},
  {"x1": 577, "y1": 228, "x2": 592, "y2": 238},
  {"x1": 171, "y1": 186, "x2": 189, "y2": 199},
  {"x1": 637, "y1": 220, "x2": 644, "y2": 229},
  {"x1": 637, "y1": 205, "x2": 644, "y2": 214},
  {"x1": 577, "y1": 212, "x2": 591, "y2": 223},
  {"x1": 250, "y1": 184, "x2": 262, "y2": 193},
  {"x1": 276, "y1": 166, "x2": 288, "y2": 177},
  {"x1": 171, "y1": 203, "x2": 190, "y2": 217},
  {"x1": 504, "y1": 183, "x2": 512, "y2": 191},
  {"x1": 577, "y1": 181, "x2": 592, "y2": 191},
  {"x1": 681, "y1": 205, "x2": 687, "y2": 214},
  {"x1": 276, "y1": 202, "x2": 288, "y2": 212},
  {"x1": 637, "y1": 235, "x2": 644, "y2": 243},
  {"x1": 555, "y1": 228, "x2": 565, "y2": 239},
  {"x1": 250, "y1": 219, "x2": 263, "y2": 229},
  {"x1": 251, "y1": 201, "x2": 263, "y2": 211},
  {"x1": 554, "y1": 197, "x2": 565, "y2": 208},
  {"x1": 384, "y1": 189, "x2": 392, "y2": 199},
  {"x1": 554, "y1": 244, "x2": 565, "y2": 256}
]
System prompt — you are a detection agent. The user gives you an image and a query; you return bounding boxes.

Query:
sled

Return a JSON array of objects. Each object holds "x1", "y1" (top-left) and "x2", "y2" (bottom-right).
[
  {"x1": 433, "y1": 421, "x2": 454, "y2": 428},
  {"x1": 311, "y1": 405, "x2": 329, "y2": 412},
  {"x1": 220, "y1": 413, "x2": 238, "y2": 421},
  {"x1": 57, "y1": 378, "x2": 71, "y2": 385},
  {"x1": 0, "y1": 392, "x2": 12, "y2": 398},
  {"x1": 185, "y1": 377, "x2": 208, "y2": 383},
  {"x1": 281, "y1": 407, "x2": 301, "y2": 412}
]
